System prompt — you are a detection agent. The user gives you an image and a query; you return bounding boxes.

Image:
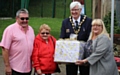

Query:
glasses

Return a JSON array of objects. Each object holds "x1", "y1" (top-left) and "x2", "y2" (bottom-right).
[
  {"x1": 71, "y1": 9, "x2": 80, "y2": 12},
  {"x1": 41, "y1": 32, "x2": 50, "y2": 35},
  {"x1": 20, "y1": 17, "x2": 29, "y2": 20},
  {"x1": 92, "y1": 25, "x2": 102, "y2": 27}
]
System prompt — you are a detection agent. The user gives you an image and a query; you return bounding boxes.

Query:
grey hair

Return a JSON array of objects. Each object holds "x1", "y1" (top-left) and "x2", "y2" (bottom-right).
[
  {"x1": 16, "y1": 8, "x2": 29, "y2": 17},
  {"x1": 70, "y1": 1, "x2": 82, "y2": 10}
]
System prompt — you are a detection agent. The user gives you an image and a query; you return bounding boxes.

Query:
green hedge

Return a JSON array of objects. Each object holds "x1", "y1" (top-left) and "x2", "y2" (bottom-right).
[{"x1": 103, "y1": 11, "x2": 120, "y2": 34}]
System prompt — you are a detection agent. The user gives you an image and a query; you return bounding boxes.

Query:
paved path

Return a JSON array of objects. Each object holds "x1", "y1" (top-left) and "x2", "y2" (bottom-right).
[
  {"x1": 0, "y1": 55, "x2": 66, "y2": 75},
  {"x1": 0, "y1": 55, "x2": 5, "y2": 75}
]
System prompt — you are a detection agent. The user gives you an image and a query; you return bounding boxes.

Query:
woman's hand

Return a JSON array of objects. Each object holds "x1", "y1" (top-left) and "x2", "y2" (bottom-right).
[
  {"x1": 36, "y1": 69, "x2": 42, "y2": 75},
  {"x1": 75, "y1": 59, "x2": 88, "y2": 65}
]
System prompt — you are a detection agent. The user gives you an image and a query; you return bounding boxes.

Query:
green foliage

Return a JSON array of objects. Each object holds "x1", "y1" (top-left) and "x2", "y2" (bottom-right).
[{"x1": 103, "y1": 11, "x2": 120, "y2": 34}]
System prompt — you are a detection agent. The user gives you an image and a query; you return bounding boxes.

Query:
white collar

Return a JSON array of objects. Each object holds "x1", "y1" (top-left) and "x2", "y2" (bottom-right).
[{"x1": 73, "y1": 16, "x2": 81, "y2": 23}]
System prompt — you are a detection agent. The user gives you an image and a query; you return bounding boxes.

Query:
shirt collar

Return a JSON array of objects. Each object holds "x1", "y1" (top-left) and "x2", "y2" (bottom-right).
[
  {"x1": 15, "y1": 22, "x2": 29, "y2": 31},
  {"x1": 73, "y1": 16, "x2": 81, "y2": 23}
]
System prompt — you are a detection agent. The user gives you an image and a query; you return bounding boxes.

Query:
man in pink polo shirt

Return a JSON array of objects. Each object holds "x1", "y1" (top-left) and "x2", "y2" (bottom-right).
[{"x1": 0, "y1": 9, "x2": 35, "y2": 75}]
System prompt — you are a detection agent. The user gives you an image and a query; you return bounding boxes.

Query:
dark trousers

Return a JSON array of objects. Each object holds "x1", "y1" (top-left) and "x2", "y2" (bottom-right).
[
  {"x1": 66, "y1": 63, "x2": 89, "y2": 75},
  {"x1": 12, "y1": 69, "x2": 31, "y2": 75}
]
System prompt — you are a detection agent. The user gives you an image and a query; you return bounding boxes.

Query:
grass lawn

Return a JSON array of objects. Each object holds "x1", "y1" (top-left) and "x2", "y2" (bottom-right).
[
  {"x1": 29, "y1": 17, "x2": 63, "y2": 38},
  {"x1": 0, "y1": 17, "x2": 63, "y2": 54}
]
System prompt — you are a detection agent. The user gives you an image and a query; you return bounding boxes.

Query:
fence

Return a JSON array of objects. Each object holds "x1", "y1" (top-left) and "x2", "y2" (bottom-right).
[{"x1": 0, "y1": 0, "x2": 71, "y2": 18}]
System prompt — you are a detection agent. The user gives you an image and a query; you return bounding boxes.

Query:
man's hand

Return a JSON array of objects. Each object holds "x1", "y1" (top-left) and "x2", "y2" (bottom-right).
[
  {"x1": 5, "y1": 66, "x2": 12, "y2": 75},
  {"x1": 2, "y1": 48, "x2": 11, "y2": 75}
]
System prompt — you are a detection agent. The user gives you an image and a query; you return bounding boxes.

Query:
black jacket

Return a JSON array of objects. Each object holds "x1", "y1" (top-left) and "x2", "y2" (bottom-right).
[{"x1": 60, "y1": 15, "x2": 92, "y2": 42}]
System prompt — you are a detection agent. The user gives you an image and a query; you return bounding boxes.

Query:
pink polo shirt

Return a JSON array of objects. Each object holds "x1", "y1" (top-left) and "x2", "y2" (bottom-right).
[{"x1": 0, "y1": 22, "x2": 35, "y2": 73}]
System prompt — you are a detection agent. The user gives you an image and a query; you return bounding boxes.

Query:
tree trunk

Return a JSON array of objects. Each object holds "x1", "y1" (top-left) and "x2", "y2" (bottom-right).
[
  {"x1": 92, "y1": 0, "x2": 111, "y2": 19},
  {"x1": 92, "y1": 0, "x2": 101, "y2": 19}
]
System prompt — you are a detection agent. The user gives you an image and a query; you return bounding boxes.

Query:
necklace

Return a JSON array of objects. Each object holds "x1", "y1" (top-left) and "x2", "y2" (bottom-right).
[{"x1": 69, "y1": 15, "x2": 86, "y2": 34}]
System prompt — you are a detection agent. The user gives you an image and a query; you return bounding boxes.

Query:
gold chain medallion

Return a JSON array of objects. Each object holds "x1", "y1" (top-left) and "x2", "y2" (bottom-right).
[{"x1": 69, "y1": 15, "x2": 86, "y2": 34}]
